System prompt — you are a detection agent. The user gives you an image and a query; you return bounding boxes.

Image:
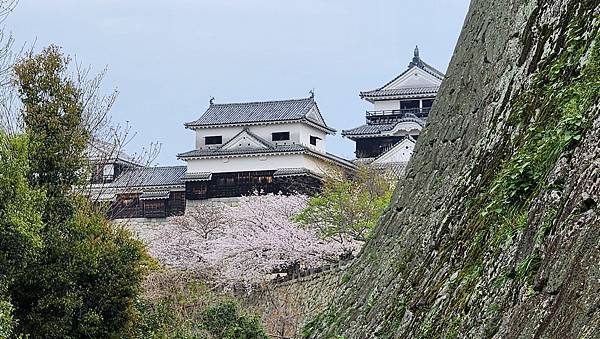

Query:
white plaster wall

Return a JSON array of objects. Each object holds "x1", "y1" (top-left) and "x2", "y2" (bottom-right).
[
  {"x1": 186, "y1": 153, "x2": 327, "y2": 174},
  {"x1": 373, "y1": 100, "x2": 400, "y2": 112},
  {"x1": 374, "y1": 140, "x2": 415, "y2": 164},
  {"x1": 193, "y1": 123, "x2": 327, "y2": 152}
]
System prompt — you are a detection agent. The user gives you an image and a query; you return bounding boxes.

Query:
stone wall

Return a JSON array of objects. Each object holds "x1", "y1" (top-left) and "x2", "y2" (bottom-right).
[
  {"x1": 308, "y1": 0, "x2": 600, "y2": 337},
  {"x1": 241, "y1": 261, "x2": 350, "y2": 339}
]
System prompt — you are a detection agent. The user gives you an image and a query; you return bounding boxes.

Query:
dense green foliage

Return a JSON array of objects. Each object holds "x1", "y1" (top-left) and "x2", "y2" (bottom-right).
[
  {"x1": 0, "y1": 46, "x2": 151, "y2": 338},
  {"x1": 0, "y1": 295, "x2": 15, "y2": 339},
  {"x1": 295, "y1": 165, "x2": 395, "y2": 242},
  {"x1": 0, "y1": 132, "x2": 45, "y2": 338},
  {"x1": 133, "y1": 275, "x2": 267, "y2": 339}
]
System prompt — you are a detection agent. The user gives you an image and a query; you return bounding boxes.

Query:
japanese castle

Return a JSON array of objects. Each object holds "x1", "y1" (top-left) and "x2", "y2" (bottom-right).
[
  {"x1": 178, "y1": 95, "x2": 355, "y2": 200},
  {"x1": 88, "y1": 95, "x2": 355, "y2": 219},
  {"x1": 343, "y1": 47, "x2": 444, "y2": 171},
  {"x1": 87, "y1": 46, "x2": 444, "y2": 220}
]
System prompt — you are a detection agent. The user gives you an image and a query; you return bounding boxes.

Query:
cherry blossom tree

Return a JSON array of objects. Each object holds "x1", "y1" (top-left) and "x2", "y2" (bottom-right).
[
  {"x1": 131, "y1": 194, "x2": 362, "y2": 287},
  {"x1": 171, "y1": 203, "x2": 225, "y2": 239}
]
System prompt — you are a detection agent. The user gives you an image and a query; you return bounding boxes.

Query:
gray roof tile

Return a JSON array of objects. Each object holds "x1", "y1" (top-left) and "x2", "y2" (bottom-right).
[
  {"x1": 273, "y1": 168, "x2": 320, "y2": 178},
  {"x1": 177, "y1": 144, "x2": 307, "y2": 158},
  {"x1": 139, "y1": 191, "x2": 171, "y2": 200},
  {"x1": 109, "y1": 166, "x2": 186, "y2": 188},
  {"x1": 178, "y1": 144, "x2": 356, "y2": 170},
  {"x1": 185, "y1": 97, "x2": 332, "y2": 130},
  {"x1": 360, "y1": 86, "x2": 439, "y2": 100},
  {"x1": 182, "y1": 172, "x2": 213, "y2": 182},
  {"x1": 342, "y1": 118, "x2": 425, "y2": 137}
]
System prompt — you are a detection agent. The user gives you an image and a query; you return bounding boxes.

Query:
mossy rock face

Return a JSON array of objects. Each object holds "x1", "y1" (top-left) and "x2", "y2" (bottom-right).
[{"x1": 306, "y1": 0, "x2": 600, "y2": 338}]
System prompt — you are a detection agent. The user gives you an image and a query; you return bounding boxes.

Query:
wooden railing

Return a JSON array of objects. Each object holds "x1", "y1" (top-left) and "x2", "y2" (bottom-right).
[{"x1": 366, "y1": 107, "x2": 430, "y2": 118}]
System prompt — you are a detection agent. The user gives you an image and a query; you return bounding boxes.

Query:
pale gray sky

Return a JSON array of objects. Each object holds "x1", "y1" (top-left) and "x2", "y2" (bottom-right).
[{"x1": 6, "y1": 0, "x2": 471, "y2": 164}]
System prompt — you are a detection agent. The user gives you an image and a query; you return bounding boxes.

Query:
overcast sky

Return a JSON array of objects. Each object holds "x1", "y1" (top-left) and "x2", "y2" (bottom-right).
[{"x1": 6, "y1": 0, "x2": 471, "y2": 165}]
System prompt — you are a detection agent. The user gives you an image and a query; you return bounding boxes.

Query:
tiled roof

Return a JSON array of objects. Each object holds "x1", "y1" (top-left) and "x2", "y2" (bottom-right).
[
  {"x1": 178, "y1": 143, "x2": 356, "y2": 170},
  {"x1": 185, "y1": 97, "x2": 333, "y2": 131},
  {"x1": 360, "y1": 86, "x2": 439, "y2": 100},
  {"x1": 109, "y1": 166, "x2": 187, "y2": 188},
  {"x1": 139, "y1": 191, "x2": 171, "y2": 200},
  {"x1": 177, "y1": 144, "x2": 307, "y2": 158},
  {"x1": 273, "y1": 168, "x2": 320, "y2": 178},
  {"x1": 182, "y1": 172, "x2": 213, "y2": 182},
  {"x1": 342, "y1": 118, "x2": 425, "y2": 137},
  {"x1": 360, "y1": 48, "x2": 444, "y2": 101},
  {"x1": 343, "y1": 123, "x2": 397, "y2": 136}
]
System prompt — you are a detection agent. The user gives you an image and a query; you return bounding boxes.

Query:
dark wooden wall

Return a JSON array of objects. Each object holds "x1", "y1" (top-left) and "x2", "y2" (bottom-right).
[
  {"x1": 107, "y1": 191, "x2": 186, "y2": 219},
  {"x1": 186, "y1": 171, "x2": 322, "y2": 200}
]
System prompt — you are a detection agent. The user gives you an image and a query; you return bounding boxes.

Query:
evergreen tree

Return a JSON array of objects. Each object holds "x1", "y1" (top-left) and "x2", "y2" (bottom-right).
[
  {"x1": 0, "y1": 133, "x2": 44, "y2": 338},
  {"x1": 4, "y1": 46, "x2": 151, "y2": 338}
]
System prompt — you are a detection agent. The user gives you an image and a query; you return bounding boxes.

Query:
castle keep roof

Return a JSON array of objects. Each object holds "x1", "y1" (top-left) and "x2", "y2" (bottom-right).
[
  {"x1": 360, "y1": 46, "x2": 445, "y2": 102},
  {"x1": 185, "y1": 96, "x2": 335, "y2": 132}
]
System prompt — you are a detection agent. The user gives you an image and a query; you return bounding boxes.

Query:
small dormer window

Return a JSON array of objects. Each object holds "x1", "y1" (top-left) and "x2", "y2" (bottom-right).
[
  {"x1": 310, "y1": 136, "x2": 321, "y2": 146},
  {"x1": 272, "y1": 132, "x2": 290, "y2": 141},
  {"x1": 205, "y1": 136, "x2": 222, "y2": 145}
]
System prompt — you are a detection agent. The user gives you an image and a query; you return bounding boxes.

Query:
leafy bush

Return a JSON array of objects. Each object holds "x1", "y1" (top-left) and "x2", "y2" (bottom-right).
[
  {"x1": 295, "y1": 165, "x2": 396, "y2": 242},
  {"x1": 132, "y1": 272, "x2": 267, "y2": 339},
  {"x1": 0, "y1": 297, "x2": 15, "y2": 339}
]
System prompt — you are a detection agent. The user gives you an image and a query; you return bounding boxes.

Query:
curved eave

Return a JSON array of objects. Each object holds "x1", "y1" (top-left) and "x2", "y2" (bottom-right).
[
  {"x1": 177, "y1": 150, "x2": 306, "y2": 161},
  {"x1": 184, "y1": 118, "x2": 336, "y2": 135},
  {"x1": 360, "y1": 92, "x2": 438, "y2": 103},
  {"x1": 177, "y1": 149, "x2": 355, "y2": 171},
  {"x1": 342, "y1": 133, "x2": 387, "y2": 139}
]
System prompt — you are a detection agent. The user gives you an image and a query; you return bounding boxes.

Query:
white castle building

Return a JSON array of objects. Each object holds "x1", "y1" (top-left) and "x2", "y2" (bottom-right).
[
  {"x1": 343, "y1": 47, "x2": 444, "y2": 172},
  {"x1": 178, "y1": 94, "x2": 355, "y2": 200}
]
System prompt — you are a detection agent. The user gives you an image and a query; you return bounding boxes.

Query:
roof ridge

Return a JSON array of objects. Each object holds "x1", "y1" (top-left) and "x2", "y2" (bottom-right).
[
  {"x1": 210, "y1": 96, "x2": 313, "y2": 107},
  {"x1": 138, "y1": 165, "x2": 187, "y2": 169}
]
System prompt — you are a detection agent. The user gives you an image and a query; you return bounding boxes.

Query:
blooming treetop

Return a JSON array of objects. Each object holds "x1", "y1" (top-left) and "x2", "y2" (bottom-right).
[{"x1": 131, "y1": 194, "x2": 362, "y2": 286}]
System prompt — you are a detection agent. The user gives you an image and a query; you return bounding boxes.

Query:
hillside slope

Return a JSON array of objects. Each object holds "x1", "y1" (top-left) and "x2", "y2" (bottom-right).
[{"x1": 307, "y1": 0, "x2": 600, "y2": 337}]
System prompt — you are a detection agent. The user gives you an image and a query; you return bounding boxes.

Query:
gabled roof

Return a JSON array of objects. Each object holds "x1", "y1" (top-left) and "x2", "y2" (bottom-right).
[
  {"x1": 185, "y1": 96, "x2": 335, "y2": 133},
  {"x1": 220, "y1": 128, "x2": 273, "y2": 151},
  {"x1": 360, "y1": 46, "x2": 445, "y2": 102},
  {"x1": 342, "y1": 117, "x2": 425, "y2": 138},
  {"x1": 109, "y1": 166, "x2": 187, "y2": 188}
]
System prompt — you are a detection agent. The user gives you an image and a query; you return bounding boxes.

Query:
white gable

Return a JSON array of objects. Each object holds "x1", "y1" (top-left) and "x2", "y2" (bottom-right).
[
  {"x1": 373, "y1": 138, "x2": 415, "y2": 164},
  {"x1": 383, "y1": 66, "x2": 442, "y2": 90},
  {"x1": 388, "y1": 121, "x2": 423, "y2": 136},
  {"x1": 220, "y1": 129, "x2": 270, "y2": 151},
  {"x1": 305, "y1": 105, "x2": 326, "y2": 126}
]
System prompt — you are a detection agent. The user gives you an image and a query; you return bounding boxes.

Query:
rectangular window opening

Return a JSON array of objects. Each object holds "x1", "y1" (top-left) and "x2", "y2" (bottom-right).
[
  {"x1": 422, "y1": 99, "x2": 434, "y2": 108},
  {"x1": 272, "y1": 132, "x2": 290, "y2": 141},
  {"x1": 400, "y1": 100, "x2": 420, "y2": 110},
  {"x1": 205, "y1": 136, "x2": 223, "y2": 145},
  {"x1": 310, "y1": 136, "x2": 321, "y2": 146}
]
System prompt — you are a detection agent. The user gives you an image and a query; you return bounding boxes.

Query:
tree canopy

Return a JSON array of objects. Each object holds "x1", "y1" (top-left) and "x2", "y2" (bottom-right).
[{"x1": 0, "y1": 46, "x2": 151, "y2": 338}]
